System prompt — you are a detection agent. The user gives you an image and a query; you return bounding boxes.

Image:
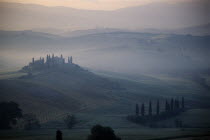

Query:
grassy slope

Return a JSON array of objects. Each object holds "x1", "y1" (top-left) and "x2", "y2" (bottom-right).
[
  {"x1": 0, "y1": 79, "x2": 80, "y2": 122},
  {"x1": 157, "y1": 109, "x2": 210, "y2": 128},
  {"x1": 0, "y1": 66, "x2": 210, "y2": 126},
  {"x1": 1, "y1": 68, "x2": 210, "y2": 140},
  {"x1": 95, "y1": 70, "x2": 210, "y2": 107}
]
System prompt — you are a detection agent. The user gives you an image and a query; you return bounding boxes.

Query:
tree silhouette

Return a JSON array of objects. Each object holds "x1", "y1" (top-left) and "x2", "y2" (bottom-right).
[
  {"x1": 174, "y1": 99, "x2": 177, "y2": 109},
  {"x1": 127, "y1": 97, "x2": 187, "y2": 126},
  {"x1": 177, "y1": 99, "x2": 180, "y2": 109},
  {"x1": 64, "y1": 114, "x2": 77, "y2": 129},
  {"x1": 181, "y1": 97, "x2": 185, "y2": 109},
  {"x1": 149, "y1": 101, "x2": 152, "y2": 116},
  {"x1": 135, "y1": 104, "x2": 139, "y2": 116},
  {"x1": 0, "y1": 101, "x2": 22, "y2": 129},
  {"x1": 174, "y1": 99, "x2": 180, "y2": 110},
  {"x1": 56, "y1": 130, "x2": 62, "y2": 140},
  {"x1": 165, "y1": 100, "x2": 170, "y2": 112},
  {"x1": 141, "y1": 103, "x2": 145, "y2": 116},
  {"x1": 170, "y1": 98, "x2": 174, "y2": 111},
  {"x1": 23, "y1": 114, "x2": 40, "y2": 130},
  {"x1": 87, "y1": 125, "x2": 121, "y2": 140},
  {"x1": 175, "y1": 119, "x2": 183, "y2": 128},
  {"x1": 156, "y1": 100, "x2": 159, "y2": 115}
]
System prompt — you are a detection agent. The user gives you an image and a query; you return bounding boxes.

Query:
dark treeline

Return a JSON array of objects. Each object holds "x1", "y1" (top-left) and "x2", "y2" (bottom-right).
[
  {"x1": 127, "y1": 97, "x2": 186, "y2": 127},
  {"x1": 0, "y1": 101, "x2": 40, "y2": 130},
  {"x1": 0, "y1": 101, "x2": 22, "y2": 129},
  {"x1": 0, "y1": 101, "x2": 79, "y2": 130},
  {"x1": 56, "y1": 125, "x2": 121, "y2": 140}
]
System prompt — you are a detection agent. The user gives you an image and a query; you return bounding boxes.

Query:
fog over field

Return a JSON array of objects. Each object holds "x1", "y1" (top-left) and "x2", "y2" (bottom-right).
[
  {"x1": 0, "y1": 30, "x2": 210, "y2": 74},
  {"x1": 0, "y1": 1, "x2": 210, "y2": 73},
  {"x1": 0, "y1": 1, "x2": 210, "y2": 140}
]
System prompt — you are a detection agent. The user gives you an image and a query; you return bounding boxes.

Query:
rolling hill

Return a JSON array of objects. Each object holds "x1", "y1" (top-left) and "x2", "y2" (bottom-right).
[
  {"x1": 0, "y1": 63, "x2": 125, "y2": 122},
  {"x1": 0, "y1": 30, "x2": 210, "y2": 74},
  {"x1": 142, "y1": 23, "x2": 210, "y2": 36},
  {"x1": 1, "y1": 59, "x2": 210, "y2": 125},
  {"x1": 0, "y1": 29, "x2": 210, "y2": 127}
]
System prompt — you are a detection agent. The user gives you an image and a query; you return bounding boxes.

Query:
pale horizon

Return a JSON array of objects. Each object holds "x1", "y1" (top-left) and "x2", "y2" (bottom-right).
[{"x1": 0, "y1": 0, "x2": 197, "y2": 10}]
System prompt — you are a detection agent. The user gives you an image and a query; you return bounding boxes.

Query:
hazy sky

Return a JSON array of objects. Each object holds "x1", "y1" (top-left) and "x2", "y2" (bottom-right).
[{"x1": 0, "y1": 0, "x2": 192, "y2": 10}]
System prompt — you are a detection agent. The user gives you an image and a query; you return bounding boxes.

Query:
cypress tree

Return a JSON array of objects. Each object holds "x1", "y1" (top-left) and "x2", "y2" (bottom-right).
[
  {"x1": 32, "y1": 58, "x2": 34, "y2": 64},
  {"x1": 156, "y1": 100, "x2": 160, "y2": 115},
  {"x1": 181, "y1": 97, "x2": 185, "y2": 109},
  {"x1": 174, "y1": 99, "x2": 180, "y2": 110},
  {"x1": 177, "y1": 99, "x2": 180, "y2": 109},
  {"x1": 56, "y1": 130, "x2": 62, "y2": 140},
  {"x1": 135, "y1": 104, "x2": 139, "y2": 116},
  {"x1": 141, "y1": 103, "x2": 145, "y2": 116},
  {"x1": 149, "y1": 101, "x2": 152, "y2": 116},
  {"x1": 174, "y1": 99, "x2": 177, "y2": 109},
  {"x1": 165, "y1": 100, "x2": 170, "y2": 112},
  {"x1": 170, "y1": 98, "x2": 174, "y2": 111}
]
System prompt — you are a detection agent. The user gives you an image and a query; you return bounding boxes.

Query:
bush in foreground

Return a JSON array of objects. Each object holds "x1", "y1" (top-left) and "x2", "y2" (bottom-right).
[
  {"x1": 87, "y1": 124, "x2": 121, "y2": 140},
  {"x1": 0, "y1": 101, "x2": 22, "y2": 129},
  {"x1": 64, "y1": 114, "x2": 77, "y2": 129}
]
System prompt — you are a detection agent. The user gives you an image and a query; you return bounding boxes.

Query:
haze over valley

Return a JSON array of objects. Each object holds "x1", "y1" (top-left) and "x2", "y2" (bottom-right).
[{"x1": 0, "y1": 1, "x2": 210, "y2": 139}]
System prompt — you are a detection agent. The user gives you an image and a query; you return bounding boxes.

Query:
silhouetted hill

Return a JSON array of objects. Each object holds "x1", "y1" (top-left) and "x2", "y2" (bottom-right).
[
  {"x1": 142, "y1": 23, "x2": 210, "y2": 36},
  {"x1": 0, "y1": 62, "x2": 129, "y2": 122},
  {"x1": 1, "y1": 30, "x2": 210, "y2": 51},
  {"x1": 173, "y1": 23, "x2": 210, "y2": 36},
  {"x1": 1, "y1": 59, "x2": 210, "y2": 124}
]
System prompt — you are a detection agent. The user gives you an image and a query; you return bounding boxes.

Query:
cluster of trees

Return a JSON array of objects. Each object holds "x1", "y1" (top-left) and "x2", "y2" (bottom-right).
[
  {"x1": 64, "y1": 114, "x2": 78, "y2": 129},
  {"x1": 135, "y1": 97, "x2": 185, "y2": 116},
  {"x1": 21, "y1": 114, "x2": 40, "y2": 130},
  {"x1": 0, "y1": 101, "x2": 79, "y2": 130},
  {"x1": 127, "y1": 97, "x2": 185, "y2": 126},
  {"x1": 0, "y1": 101, "x2": 80, "y2": 130},
  {"x1": 0, "y1": 101, "x2": 40, "y2": 130},
  {"x1": 0, "y1": 101, "x2": 22, "y2": 129},
  {"x1": 56, "y1": 125, "x2": 121, "y2": 140},
  {"x1": 87, "y1": 125, "x2": 121, "y2": 140}
]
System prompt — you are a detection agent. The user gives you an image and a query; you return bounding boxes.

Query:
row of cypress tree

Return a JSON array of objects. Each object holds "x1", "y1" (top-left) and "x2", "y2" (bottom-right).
[{"x1": 135, "y1": 97, "x2": 185, "y2": 116}]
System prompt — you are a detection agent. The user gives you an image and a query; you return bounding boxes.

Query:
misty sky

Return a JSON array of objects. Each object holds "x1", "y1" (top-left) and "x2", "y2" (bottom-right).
[
  {"x1": 0, "y1": 0, "x2": 209, "y2": 73},
  {"x1": 0, "y1": 0, "x2": 193, "y2": 10}
]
